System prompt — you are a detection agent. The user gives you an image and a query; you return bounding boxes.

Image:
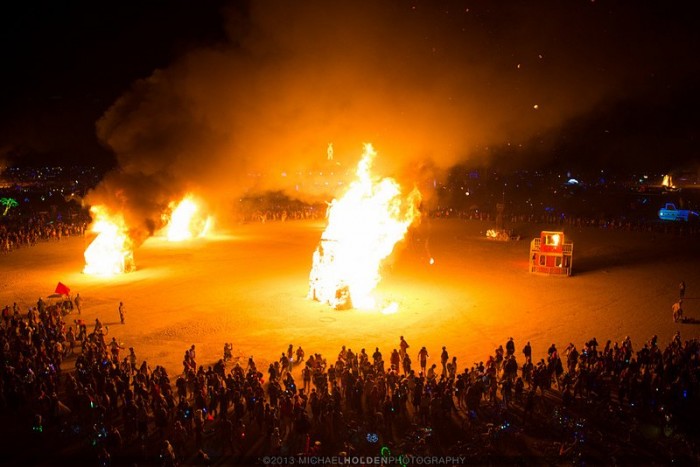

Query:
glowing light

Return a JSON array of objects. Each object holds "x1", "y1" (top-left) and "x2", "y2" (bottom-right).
[
  {"x1": 0, "y1": 197, "x2": 18, "y2": 216},
  {"x1": 486, "y1": 229, "x2": 516, "y2": 241},
  {"x1": 162, "y1": 194, "x2": 213, "y2": 241},
  {"x1": 662, "y1": 174, "x2": 675, "y2": 188},
  {"x1": 308, "y1": 144, "x2": 421, "y2": 310},
  {"x1": 546, "y1": 233, "x2": 561, "y2": 246},
  {"x1": 83, "y1": 206, "x2": 134, "y2": 276},
  {"x1": 381, "y1": 303, "x2": 399, "y2": 315}
]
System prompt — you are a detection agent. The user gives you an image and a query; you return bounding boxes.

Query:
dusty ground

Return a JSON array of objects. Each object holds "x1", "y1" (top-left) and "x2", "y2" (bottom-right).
[{"x1": 1, "y1": 219, "x2": 699, "y2": 376}]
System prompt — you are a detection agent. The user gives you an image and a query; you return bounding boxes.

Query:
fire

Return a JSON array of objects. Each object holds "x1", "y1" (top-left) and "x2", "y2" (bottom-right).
[
  {"x1": 662, "y1": 174, "x2": 674, "y2": 188},
  {"x1": 549, "y1": 233, "x2": 561, "y2": 246},
  {"x1": 308, "y1": 144, "x2": 421, "y2": 310},
  {"x1": 83, "y1": 206, "x2": 134, "y2": 276},
  {"x1": 162, "y1": 194, "x2": 212, "y2": 241}
]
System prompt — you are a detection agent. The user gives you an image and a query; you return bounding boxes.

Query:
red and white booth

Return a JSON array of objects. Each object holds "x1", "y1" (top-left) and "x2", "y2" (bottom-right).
[{"x1": 529, "y1": 231, "x2": 573, "y2": 276}]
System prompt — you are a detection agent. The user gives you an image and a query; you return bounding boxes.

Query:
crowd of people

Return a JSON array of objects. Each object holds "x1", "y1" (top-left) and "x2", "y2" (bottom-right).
[
  {"x1": 236, "y1": 201, "x2": 700, "y2": 237},
  {"x1": 430, "y1": 209, "x2": 700, "y2": 237},
  {"x1": 1, "y1": 294, "x2": 699, "y2": 466},
  {"x1": 1, "y1": 218, "x2": 87, "y2": 253}
]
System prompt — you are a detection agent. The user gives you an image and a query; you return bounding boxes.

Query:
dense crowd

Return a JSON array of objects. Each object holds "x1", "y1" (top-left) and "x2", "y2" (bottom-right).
[
  {"x1": 240, "y1": 202, "x2": 700, "y2": 237},
  {"x1": 1, "y1": 294, "x2": 699, "y2": 466},
  {"x1": 1, "y1": 218, "x2": 87, "y2": 253}
]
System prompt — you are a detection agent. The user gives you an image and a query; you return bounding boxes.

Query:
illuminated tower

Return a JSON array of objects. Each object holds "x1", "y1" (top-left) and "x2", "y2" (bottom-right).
[{"x1": 529, "y1": 231, "x2": 573, "y2": 276}]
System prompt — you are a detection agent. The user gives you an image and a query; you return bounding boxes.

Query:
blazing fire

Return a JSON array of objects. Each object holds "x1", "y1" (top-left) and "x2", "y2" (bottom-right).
[
  {"x1": 83, "y1": 206, "x2": 135, "y2": 276},
  {"x1": 308, "y1": 144, "x2": 421, "y2": 310},
  {"x1": 662, "y1": 174, "x2": 675, "y2": 189},
  {"x1": 162, "y1": 194, "x2": 212, "y2": 241},
  {"x1": 548, "y1": 233, "x2": 561, "y2": 246}
]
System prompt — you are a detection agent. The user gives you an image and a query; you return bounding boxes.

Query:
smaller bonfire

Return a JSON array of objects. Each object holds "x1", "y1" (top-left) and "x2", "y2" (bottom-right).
[
  {"x1": 83, "y1": 193, "x2": 213, "y2": 277},
  {"x1": 486, "y1": 228, "x2": 520, "y2": 241}
]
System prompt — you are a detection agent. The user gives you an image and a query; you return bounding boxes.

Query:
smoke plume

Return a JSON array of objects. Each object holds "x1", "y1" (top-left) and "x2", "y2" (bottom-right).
[{"x1": 86, "y1": 0, "x2": 691, "y2": 240}]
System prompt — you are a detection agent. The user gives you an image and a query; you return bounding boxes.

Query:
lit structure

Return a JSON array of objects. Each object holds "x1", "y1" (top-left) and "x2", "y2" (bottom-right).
[
  {"x1": 308, "y1": 144, "x2": 421, "y2": 310},
  {"x1": 529, "y1": 231, "x2": 573, "y2": 276},
  {"x1": 83, "y1": 206, "x2": 135, "y2": 276}
]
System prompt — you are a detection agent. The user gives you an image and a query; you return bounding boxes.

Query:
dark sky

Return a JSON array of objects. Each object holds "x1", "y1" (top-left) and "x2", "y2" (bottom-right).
[
  {"x1": 0, "y1": 0, "x2": 229, "y2": 168},
  {"x1": 1, "y1": 0, "x2": 698, "y2": 179}
]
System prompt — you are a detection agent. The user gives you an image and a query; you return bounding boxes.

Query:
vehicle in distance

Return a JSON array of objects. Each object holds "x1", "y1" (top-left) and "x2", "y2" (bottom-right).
[{"x1": 658, "y1": 203, "x2": 699, "y2": 222}]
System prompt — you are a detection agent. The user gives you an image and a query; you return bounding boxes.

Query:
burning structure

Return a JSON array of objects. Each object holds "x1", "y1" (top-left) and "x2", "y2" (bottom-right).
[
  {"x1": 308, "y1": 144, "x2": 421, "y2": 310},
  {"x1": 161, "y1": 194, "x2": 213, "y2": 242},
  {"x1": 529, "y1": 230, "x2": 573, "y2": 276},
  {"x1": 83, "y1": 206, "x2": 135, "y2": 276},
  {"x1": 82, "y1": 193, "x2": 212, "y2": 276},
  {"x1": 486, "y1": 229, "x2": 520, "y2": 241}
]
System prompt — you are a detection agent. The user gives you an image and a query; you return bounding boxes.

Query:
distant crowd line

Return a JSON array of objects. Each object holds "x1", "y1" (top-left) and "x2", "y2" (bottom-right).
[
  {"x1": 431, "y1": 209, "x2": 700, "y2": 236},
  {"x1": 239, "y1": 204, "x2": 700, "y2": 236},
  {"x1": 1, "y1": 218, "x2": 87, "y2": 253},
  {"x1": 3, "y1": 203, "x2": 696, "y2": 255}
]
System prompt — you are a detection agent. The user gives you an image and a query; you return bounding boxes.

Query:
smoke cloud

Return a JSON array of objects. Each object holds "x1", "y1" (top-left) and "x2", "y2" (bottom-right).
[{"x1": 86, "y1": 0, "x2": 690, "y2": 239}]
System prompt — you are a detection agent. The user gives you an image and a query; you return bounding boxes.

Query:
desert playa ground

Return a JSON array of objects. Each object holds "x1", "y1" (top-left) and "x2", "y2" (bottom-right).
[{"x1": 1, "y1": 218, "x2": 699, "y2": 375}]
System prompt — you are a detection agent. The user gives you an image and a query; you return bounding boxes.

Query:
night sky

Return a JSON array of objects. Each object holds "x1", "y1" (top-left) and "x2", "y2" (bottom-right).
[
  {"x1": 1, "y1": 0, "x2": 698, "y2": 178},
  {"x1": 0, "y1": 0, "x2": 229, "y2": 168}
]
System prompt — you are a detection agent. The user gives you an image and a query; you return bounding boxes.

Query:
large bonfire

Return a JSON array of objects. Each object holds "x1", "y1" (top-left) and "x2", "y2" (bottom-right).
[
  {"x1": 161, "y1": 194, "x2": 212, "y2": 242},
  {"x1": 308, "y1": 144, "x2": 421, "y2": 310},
  {"x1": 83, "y1": 206, "x2": 134, "y2": 276},
  {"x1": 83, "y1": 194, "x2": 212, "y2": 276}
]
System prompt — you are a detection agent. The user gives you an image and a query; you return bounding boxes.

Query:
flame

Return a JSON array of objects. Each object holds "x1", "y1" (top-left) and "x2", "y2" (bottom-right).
[
  {"x1": 662, "y1": 174, "x2": 674, "y2": 188},
  {"x1": 308, "y1": 144, "x2": 421, "y2": 310},
  {"x1": 83, "y1": 206, "x2": 134, "y2": 276},
  {"x1": 162, "y1": 194, "x2": 213, "y2": 241}
]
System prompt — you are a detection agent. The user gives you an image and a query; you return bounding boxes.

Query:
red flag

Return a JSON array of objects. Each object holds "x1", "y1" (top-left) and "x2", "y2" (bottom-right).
[{"x1": 55, "y1": 282, "x2": 71, "y2": 295}]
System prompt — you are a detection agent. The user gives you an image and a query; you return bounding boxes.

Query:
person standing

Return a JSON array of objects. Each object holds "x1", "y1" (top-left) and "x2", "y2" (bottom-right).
[
  {"x1": 128, "y1": 347, "x2": 137, "y2": 373},
  {"x1": 390, "y1": 349, "x2": 400, "y2": 372},
  {"x1": 399, "y1": 336, "x2": 410, "y2": 361},
  {"x1": 74, "y1": 293, "x2": 82, "y2": 314},
  {"x1": 523, "y1": 341, "x2": 532, "y2": 363},
  {"x1": 440, "y1": 346, "x2": 449, "y2": 377},
  {"x1": 402, "y1": 353, "x2": 412, "y2": 376},
  {"x1": 672, "y1": 300, "x2": 683, "y2": 322},
  {"x1": 118, "y1": 302, "x2": 125, "y2": 324},
  {"x1": 506, "y1": 337, "x2": 515, "y2": 356},
  {"x1": 679, "y1": 281, "x2": 686, "y2": 300},
  {"x1": 110, "y1": 337, "x2": 123, "y2": 362},
  {"x1": 418, "y1": 346, "x2": 429, "y2": 375}
]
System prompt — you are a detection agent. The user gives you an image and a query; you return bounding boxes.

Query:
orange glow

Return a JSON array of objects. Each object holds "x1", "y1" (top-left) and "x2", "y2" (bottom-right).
[
  {"x1": 548, "y1": 233, "x2": 561, "y2": 246},
  {"x1": 83, "y1": 206, "x2": 134, "y2": 276},
  {"x1": 308, "y1": 143, "x2": 421, "y2": 310},
  {"x1": 662, "y1": 174, "x2": 674, "y2": 188},
  {"x1": 162, "y1": 194, "x2": 213, "y2": 241}
]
